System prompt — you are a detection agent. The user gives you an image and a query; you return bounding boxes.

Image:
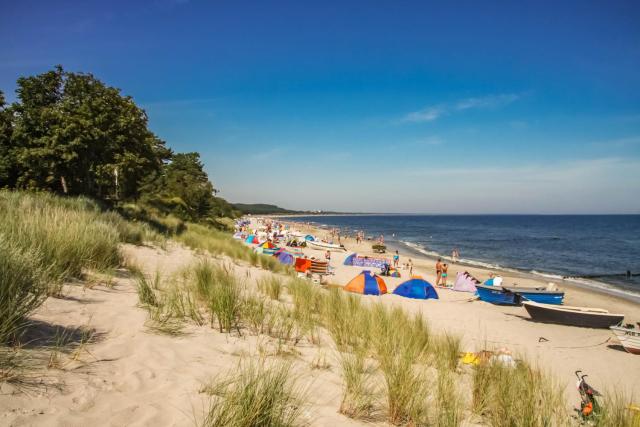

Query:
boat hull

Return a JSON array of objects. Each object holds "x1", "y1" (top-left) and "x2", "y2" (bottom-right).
[
  {"x1": 475, "y1": 285, "x2": 519, "y2": 305},
  {"x1": 523, "y1": 302, "x2": 624, "y2": 328},
  {"x1": 610, "y1": 326, "x2": 640, "y2": 355},
  {"x1": 502, "y1": 287, "x2": 565, "y2": 305},
  {"x1": 306, "y1": 240, "x2": 346, "y2": 252}
]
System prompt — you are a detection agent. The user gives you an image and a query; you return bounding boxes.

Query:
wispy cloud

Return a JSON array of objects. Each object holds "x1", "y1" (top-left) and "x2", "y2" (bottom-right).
[
  {"x1": 455, "y1": 93, "x2": 520, "y2": 110},
  {"x1": 404, "y1": 107, "x2": 445, "y2": 123},
  {"x1": 402, "y1": 93, "x2": 521, "y2": 123}
]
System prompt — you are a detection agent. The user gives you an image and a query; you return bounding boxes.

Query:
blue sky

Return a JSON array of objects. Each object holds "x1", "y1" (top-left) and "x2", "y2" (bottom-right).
[{"x1": 1, "y1": 0, "x2": 640, "y2": 213}]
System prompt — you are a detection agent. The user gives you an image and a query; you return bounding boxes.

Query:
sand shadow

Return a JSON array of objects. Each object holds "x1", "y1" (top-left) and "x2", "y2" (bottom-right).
[
  {"x1": 51, "y1": 294, "x2": 104, "y2": 304},
  {"x1": 114, "y1": 268, "x2": 134, "y2": 279},
  {"x1": 18, "y1": 319, "x2": 106, "y2": 350},
  {"x1": 504, "y1": 313, "x2": 531, "y2": 321},
  {"x1": 606, "y1": 343, "x2": 628, "y2": 353}
]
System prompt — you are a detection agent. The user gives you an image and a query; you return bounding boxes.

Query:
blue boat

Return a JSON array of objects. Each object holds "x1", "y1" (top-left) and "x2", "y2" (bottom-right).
[
  {"x1": 502, "y1": 286, "x2": 565, "y2": 305},
  {"x1": 475, "y1": 284, "x2": 520, "y2": 305}
]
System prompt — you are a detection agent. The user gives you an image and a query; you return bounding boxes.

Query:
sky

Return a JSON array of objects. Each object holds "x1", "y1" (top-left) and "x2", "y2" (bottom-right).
[{"x1": 1, "y1": 0, "x2": 640, "y2": 214}]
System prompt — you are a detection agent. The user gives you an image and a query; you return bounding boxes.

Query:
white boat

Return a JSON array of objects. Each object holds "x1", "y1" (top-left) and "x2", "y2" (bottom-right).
[
  {"x1": 306, "y1": 240, "x2": 346, "y2": 252},
  {"x1": 610, "y1": 325, "x2": 640, "y2": 355}
]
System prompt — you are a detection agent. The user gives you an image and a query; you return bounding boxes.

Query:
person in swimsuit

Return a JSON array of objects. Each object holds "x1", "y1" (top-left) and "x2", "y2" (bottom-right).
[
  {"x1": 393, "y1": 250, "x2": 400, "y2": 268},
  {"x1": 435, "y1": 258, "x2": 443, "y2": 286},
  {"x1": 441, "y1": 263, "x2": 449, "y2": 287}
]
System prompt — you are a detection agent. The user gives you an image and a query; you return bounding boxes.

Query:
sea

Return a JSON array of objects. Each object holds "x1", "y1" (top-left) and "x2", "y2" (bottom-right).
[{"x1": 285, "y1": 215, "x2": 640, "y2": 301}]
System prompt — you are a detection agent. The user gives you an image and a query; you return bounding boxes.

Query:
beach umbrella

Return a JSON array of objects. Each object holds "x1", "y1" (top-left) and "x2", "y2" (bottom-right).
[
  {"x1": 344, "y1": 270, "x2": 388, "y2": 295},
  {"x1": 260, "y1": 241, "x2": 276, "y2": 249},
  {"x1": 245, "y1": 234, "x2": 259, "y2": 244},
  {"x1": 393, "y1": 276, "x2": 438, "y2": 300}
]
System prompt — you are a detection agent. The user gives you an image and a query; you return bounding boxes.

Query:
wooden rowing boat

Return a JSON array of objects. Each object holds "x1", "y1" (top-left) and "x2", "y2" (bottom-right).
[
  {"x1": 610, "y1": 325, "x2": 640, "y2": 355},
  {"x1": 523, "y1": 301, "x2": 624, "y2": 328}
]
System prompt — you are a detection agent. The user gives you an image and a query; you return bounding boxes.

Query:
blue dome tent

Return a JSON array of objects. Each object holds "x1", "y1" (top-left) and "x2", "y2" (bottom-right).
[{"x1": 393, "y1": 276, "x2": 439, "y2": 300}]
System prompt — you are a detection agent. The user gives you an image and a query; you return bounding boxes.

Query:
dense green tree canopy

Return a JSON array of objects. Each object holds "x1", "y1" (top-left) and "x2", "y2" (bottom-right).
[
  {"x1": 0, "y1": 66, "x2": 238, "y2": 222},
  {"x1": 9, "y1": 66, "x2": 170, "y2": 199},
  {"x1": 142, "y1": 152, "x2": 238, "y2": 221}
]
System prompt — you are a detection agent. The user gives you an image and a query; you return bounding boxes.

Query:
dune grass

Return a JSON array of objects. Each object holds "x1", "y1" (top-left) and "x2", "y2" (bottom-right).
[
  {"x1": 435, "y1": 368, "x2": 464, "y2": 427},
  {"x1": 0, "y1": 191, "x2": 121, "y2": 291},
  {"x1": 338, "y1": 348, "x2": 378, "y2": 420},
  {"x1": 472, "y1": 358, "x2": 568, "y2": 427},
  {"x1": 370, "y1": 304, "x2": 431, "y2": 425},
  {"x1": 0, "y1": 236, "x2": 47, "y2": 344},
  {"x1": 258, "y1": 276, "x2": 284, "y2": 301},
  {"x1": 0, "y1": 190, "x2": 161, "y2": 348},
  {"x1": 177, "y1": 223, "x2": 290, "y2": 273},
  {"x1": 191, "y1": 260, "x2": 243, "y2": 334},
  {"x1": 200, "y1": 360, "x2": 304, "y2": 427},
  {"x1": 595, "y1": 392, "x2": 640, "y2": 427}
]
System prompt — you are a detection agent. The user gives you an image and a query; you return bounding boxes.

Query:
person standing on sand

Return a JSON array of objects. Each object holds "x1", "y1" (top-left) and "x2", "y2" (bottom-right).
[
  {"x1": 441, "y1": 263, "x2": 449, "y2": 287},
  {"x1": 435, "y1": 258, "x2": 443, "y2": 286},
  {"x1": 325, "y1": 250, "x2": 331, "y2": 265},
  {"x1": 393, "y1": 250, "x2": 400, "y2": 268},
  {"x1": 409, "y1": 259, "x2": 413, "y2": 276}
]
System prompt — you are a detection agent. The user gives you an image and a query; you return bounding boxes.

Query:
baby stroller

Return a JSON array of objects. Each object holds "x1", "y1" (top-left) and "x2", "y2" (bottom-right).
[{"x1": 575, "y1": 370, "x2": 601, "y2": 420}]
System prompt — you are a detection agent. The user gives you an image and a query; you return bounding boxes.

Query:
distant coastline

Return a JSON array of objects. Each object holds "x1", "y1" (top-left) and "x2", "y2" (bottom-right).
[{"x1": 282, "y1": 214, "x2": 640, "y2": 304}]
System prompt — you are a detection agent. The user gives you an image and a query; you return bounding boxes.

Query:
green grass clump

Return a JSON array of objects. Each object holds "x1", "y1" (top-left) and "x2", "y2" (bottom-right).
[
  {"x1": 371, "y1": 305, "x2": 430, "y2": 425},
  {"x1": 0, "y1": 191, "x2": 162, "y2": 295},
  {"x1": 192, "y1": 260, "x2": 243, "y2": 334},
  {"x1": 258, "y1": 276, "x2": 284, "y2": 301},
  {"x1": 0, "y1": 236, "x2": 46, "y2": 344},
  {"x1": 201, "y1": 360, "x2": 304, "y2": 427},
  {"x1": 338, "y1": 348, "x2": 378, "y2": 420},
  {"x1": 472, "y1": 359, "x2": 568, "y2": 427},
  {"x1": 595, "y1": 392, "x2": 640, "y2": 427},
  {"x1": 177, "y1": 223, "x2": 289, "y2": 273},
  {"x1": 135, "y1": 270, "x2": 160, "y2": 308},
  {"x1": 435, "y1": 368, "x2": 463, "y2": 427},
  {"x1": 322, "y1": 289, "x2": 371, "y2": 352}
]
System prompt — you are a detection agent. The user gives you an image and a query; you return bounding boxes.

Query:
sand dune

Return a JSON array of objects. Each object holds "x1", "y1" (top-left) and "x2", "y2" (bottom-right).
[{"x1": 1, "y1": 232, "x2": 638, "y2": 425}]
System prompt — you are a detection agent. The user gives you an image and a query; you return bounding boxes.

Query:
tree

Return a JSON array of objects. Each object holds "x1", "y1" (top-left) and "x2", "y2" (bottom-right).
[
  {"x1": 143, "y1": 152, "x2": 219, "y2": 221},
  {"x1": 9, "y1": 66, "x2": 171, "y2": 199},
  {"x1": 0, "y1": 91, "x2": 15, "y2": 187}
]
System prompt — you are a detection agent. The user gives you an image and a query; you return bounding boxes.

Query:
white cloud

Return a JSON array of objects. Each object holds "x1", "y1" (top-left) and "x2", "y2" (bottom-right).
[
  {"x1": 403, "y1": 107, "x2": 444, "y2": 123},
  {"x1": 455, "y1": 93, "x2": 520, "y2": 111},
  {"x1": 402, "y1": 93, "x2": 521, "y2": 123}
]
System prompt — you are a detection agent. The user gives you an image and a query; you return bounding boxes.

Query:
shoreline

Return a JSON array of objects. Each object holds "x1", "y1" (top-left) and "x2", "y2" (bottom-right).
[
  {"x1": 269, "y1": 217, "x2": 640, "y2": 404},
  {"x1": 283, "y1": 217, "x2": 640, "y2": 306}
]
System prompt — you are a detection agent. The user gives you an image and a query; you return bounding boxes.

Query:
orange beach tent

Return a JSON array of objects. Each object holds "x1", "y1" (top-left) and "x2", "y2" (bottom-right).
[{"x1": 344, "y1": 270, "x2": 388, "y2": 295}]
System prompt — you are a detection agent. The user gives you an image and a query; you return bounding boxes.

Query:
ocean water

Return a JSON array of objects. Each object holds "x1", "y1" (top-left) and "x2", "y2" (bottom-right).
[{"x1": 286, "y1": 215, "x2": 640, "y2": 299}]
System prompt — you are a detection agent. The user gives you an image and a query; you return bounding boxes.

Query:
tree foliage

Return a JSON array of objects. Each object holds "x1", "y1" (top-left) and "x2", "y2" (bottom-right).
[
  {"x1": 142, "y1": 152, "x2": 239, "y2": 222},
  {"x1": 0, "y1": 66, "x2": 238, "y2": 222},
  {"x1": 8, "y1": 66, "x2": 171, "y2": 199}
]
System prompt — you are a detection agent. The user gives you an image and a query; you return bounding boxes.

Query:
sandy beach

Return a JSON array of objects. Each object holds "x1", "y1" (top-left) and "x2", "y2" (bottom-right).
[
  {"x1": 0, "y1": 219, "x2": 638, "y2": 426},
  {"x1": 281, "y1": 219, "x2": 640, "y2": 401}
]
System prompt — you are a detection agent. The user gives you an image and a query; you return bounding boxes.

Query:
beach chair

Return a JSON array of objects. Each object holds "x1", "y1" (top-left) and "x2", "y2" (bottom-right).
[{"x1": 309, "y1": 260, "x2": 329, "y2": 284}]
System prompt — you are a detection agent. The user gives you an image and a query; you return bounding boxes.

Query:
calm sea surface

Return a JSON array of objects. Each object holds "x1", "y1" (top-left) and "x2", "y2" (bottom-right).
[{"x1": 287, "y1": 215, "x2": 640, "y2": 298}]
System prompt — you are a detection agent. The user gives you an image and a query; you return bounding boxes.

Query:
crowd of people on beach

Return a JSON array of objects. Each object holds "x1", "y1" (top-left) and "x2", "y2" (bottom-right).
[{"x1": 238, "y1": 218, "x2": 480, "y2": 289}]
